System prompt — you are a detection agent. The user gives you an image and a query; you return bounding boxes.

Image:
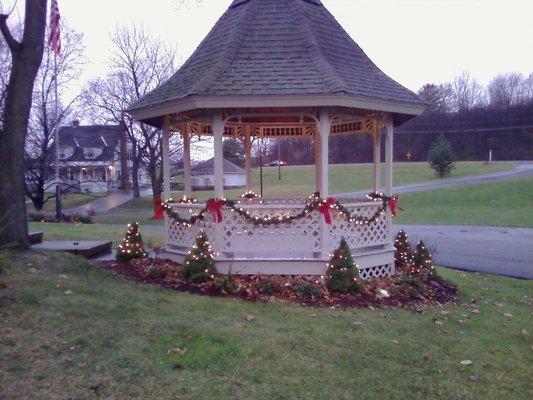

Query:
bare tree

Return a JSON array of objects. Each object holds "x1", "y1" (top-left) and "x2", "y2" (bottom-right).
[
  {"x1": 25, "y1": 24, "x2": 85, "y2": 211},
  {"x1": 84, "y1": 25, "x2": 181, "y2": 210},
  {"x1": 451, "y1": 71, "x2": 484, "y2": 112},
  {"x1": 487, "y1": 72, "x2": 525, "y2": 108},
  {"x1": 0, "y1": 1, "x2": 47, "y2": 248},
  {"x1": 417, "y1": 83, "x2": 453, "y2": 114}
]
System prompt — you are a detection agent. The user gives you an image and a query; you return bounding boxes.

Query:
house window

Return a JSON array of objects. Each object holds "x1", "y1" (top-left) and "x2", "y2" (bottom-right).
[{"x1": 59, "y1": 147, "x2": 67, "y2": 160}]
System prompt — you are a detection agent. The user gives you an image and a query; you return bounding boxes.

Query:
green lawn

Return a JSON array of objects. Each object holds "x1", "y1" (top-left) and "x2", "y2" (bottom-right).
[
  {"x1": 28, "y1": 222, "x2": 165, "y2": 248},
  {"x1": 181, "y1": 161, "x2": 515, "y2": 200},
  {"x1": 1, "y1": 251, "x2": 531, "y2": 399},
  {"x1": 27, "y1": 193, "x2": 105, "y2": 214},
  {"x1": 396, "y1": 177, "x2": 533, "y2": 227},
  {"x1": 94, "y1": 161, "x2": 515, "y2": 226}
]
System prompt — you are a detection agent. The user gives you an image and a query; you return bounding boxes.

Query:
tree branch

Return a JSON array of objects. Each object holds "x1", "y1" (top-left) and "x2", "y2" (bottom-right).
[{"x1": 0, "y1": 14, "x2": 21, "y2": 52}]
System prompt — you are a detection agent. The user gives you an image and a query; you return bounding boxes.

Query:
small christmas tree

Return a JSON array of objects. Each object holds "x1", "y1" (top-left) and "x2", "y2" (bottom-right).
[
  {"x1": 411, "y1": 240, "x2": 438, "y2": 278},
  {"x1": 394, "y1": 230, "x2": 413, "y2": 270},
  {"x1": 181, "y1": 232, "x2": 217, "y2": 283},
  {"x1": 116, "y1": 222, "x2": 148, "y2": 262},
  {"x1": 325, "y1": 238, "x2": 363, "y2": 293}
]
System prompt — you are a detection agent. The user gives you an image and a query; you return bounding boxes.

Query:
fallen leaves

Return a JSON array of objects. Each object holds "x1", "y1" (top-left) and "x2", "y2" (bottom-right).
[
  {"x1": 245, "y1": 314, "x2": 255, "y2": 322},
  {"x1": 167, "y1": 347, "x2": 187, "y2": 356}
]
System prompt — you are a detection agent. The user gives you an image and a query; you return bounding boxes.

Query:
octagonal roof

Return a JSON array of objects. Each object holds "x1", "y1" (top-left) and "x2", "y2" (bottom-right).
[{"x1": 129, "y1": 0, "x2": 425, "y2": 125}]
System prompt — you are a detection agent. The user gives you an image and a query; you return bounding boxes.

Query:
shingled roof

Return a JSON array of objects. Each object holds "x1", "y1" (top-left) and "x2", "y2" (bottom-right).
[
  {"x1": 54, "y1": 125, "x2": 124, "y2": 163},
  {"x1": 129, "y1": 0, "x2": 425, "y2": 123},
  {"x1": 192, "y1": 158, "x2": 245, "y2": 175}
]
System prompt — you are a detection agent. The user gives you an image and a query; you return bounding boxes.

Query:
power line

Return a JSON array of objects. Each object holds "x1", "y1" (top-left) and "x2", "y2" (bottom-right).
[{"x1": 397, "y1": 125, "x2": 533, "y2": 134}]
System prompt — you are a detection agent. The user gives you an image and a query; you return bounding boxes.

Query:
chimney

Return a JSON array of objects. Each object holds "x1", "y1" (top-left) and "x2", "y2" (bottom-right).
[{"x1": 72, "y1": 119, "x2": 80, "y2": 127}]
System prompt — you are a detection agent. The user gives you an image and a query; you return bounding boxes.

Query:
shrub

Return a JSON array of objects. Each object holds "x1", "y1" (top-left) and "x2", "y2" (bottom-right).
[
  {"x1": 411, "y1": 241, "x2": 439, "y2": 280},
  {"x1": 394, "y1": 230, "x2": 413, "y2": 271},
  {"x1": 428, "y1": 134, "x2": 455, "y2": 178},
  {"x1": 256, "y1": 279, "x2": 282, "y2": 295},
  {"x1": 294, "y1": 282, "x2": 322, "y2": 300},
  {"x1": 325, "y1": 238, "x2": 363, "y2": 294},
  {"x1": 146, "y1": 266, "x2": 167, "y2": 281},
  {"x1": 181, "y1": 232, "x2": 217, "y2": 283},
  {"x1": 28, "y1": 213, "x2": 93, "y2": 224},
  {"x1": 215, "y1": 274, "x2": 237, "y2": 294}
]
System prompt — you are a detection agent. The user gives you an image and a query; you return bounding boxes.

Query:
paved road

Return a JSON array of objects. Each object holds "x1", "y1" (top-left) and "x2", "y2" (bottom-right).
[
  {"x1": 336, "y1": 162, "x2": 533, "y2": 198},
  {"x1": 395, "y1": 224, "x2": 533, "y2": 279}
]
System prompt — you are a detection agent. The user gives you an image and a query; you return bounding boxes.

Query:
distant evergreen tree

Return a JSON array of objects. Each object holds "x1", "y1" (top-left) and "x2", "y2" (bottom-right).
[{"x1": 428, "y1": 134, "x2": 456, "y2": 177}]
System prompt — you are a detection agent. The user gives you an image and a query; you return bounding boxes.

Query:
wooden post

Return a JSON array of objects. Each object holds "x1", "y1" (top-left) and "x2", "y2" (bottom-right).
[
  {"x1": 385, "y1": 115, "x2": 393, "y2": 196},
  {"x1": 243, "y1": 126, "x2": 252, "y2": 191},
  {"x1": 314, "y1": 136, "x2": 321, "y2": 193},
  {"x1": 162, "y1": 115, "x2": 171, "y2": 200},
  {"x1": 212, "y1": 112, "x2": 224, "y2": 198},
  {"x1": 182, "y1": 125, "x2": 192, "y2": 196},
  {"x1": 373, "y1": 126, "x2": 381, "y2": 193},
  {"x1": 318, "y1": 110, "x2": 330, "y2": 197},
  {"x1": 318, "y1": 109, "x2": 330, "y2": 257}
]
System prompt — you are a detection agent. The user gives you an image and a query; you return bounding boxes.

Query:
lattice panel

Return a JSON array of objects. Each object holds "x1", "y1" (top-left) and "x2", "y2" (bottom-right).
[
  {"x1": 329, "y1": 203, "x2": 390, "y2": 250},
  {"x1": 359, "y1": 264, "x2": 394, "y2": 280},
  {"x1": 220, "y1": 207, "x2": 321, "y2": 257},
  {"x1": 166, "y1": 208, "x2": 217, "y2": 250}
]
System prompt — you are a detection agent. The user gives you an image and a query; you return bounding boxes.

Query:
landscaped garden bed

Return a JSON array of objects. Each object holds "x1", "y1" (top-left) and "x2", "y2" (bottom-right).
[
  {"x1": 100, "y1": 258, "x2": 457, "y2": 309},
  {"x1": 101, "y1": 225, "x2": 457, "y2": 310}
]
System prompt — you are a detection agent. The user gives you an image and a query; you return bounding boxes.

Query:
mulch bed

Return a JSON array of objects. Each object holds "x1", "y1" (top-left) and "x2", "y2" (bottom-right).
[{"x1": 97, "y1": 259, "x2": 458, "y2": 310}]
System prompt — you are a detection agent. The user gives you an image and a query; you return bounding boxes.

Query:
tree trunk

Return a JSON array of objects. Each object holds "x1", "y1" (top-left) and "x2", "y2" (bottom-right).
[
  {"x1": 131, "y1": 148, "x2": 141, "y2": 199},
  {"x1": 0, "y1": 1, "x2": 47, "y2": 248}
]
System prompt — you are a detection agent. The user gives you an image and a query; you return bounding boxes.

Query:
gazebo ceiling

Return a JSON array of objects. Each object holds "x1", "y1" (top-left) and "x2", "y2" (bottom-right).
[{"x1": 128, "y1": 0, "x2": 426, "y2": 128}]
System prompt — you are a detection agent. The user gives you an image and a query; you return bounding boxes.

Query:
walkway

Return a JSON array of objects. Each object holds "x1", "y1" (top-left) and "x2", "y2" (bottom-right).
[
  {"x1": 336, "y1": 162, "x2": 533, "y2": 198},
  {"x1": 395, "y1": 224, "x2": 533, "y2": 279},
  {"x1": 67, "y1": 191, "x2": 133, "y2": 215}
]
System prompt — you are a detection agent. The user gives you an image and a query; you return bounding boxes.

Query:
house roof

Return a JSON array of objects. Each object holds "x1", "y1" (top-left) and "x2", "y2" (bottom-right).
[
  {"x1": 55, "y1": 124, "x2": 124, "y2": 163},
  {"x1": 191, "y1": 158, "x2": 245, "y2": 175},
  {"x1": 128, "y1": 0, "x2": 425, "y2": 123}
]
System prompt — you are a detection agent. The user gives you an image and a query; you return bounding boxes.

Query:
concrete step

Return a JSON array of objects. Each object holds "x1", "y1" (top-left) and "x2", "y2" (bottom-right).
[{"x1": 32, "y1": 240, "x2": 112, "y2": 259}]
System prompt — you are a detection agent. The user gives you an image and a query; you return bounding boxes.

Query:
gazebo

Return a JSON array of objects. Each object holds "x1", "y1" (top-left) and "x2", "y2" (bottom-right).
[{"x1": 128, "y1": 0, "x2": 426, "y2": 278}]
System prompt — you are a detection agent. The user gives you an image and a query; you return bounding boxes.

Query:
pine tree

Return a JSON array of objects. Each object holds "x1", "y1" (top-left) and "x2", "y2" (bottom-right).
[
  {"x1": 411, "y1": 241, "x2": 438, "y2": 278},
  {"x1": 116, "y1": 222, "x2": 148, "y2": 262},
  {"x1": 181, "y1": 232, "x2": 218, "y2": 283},
  {"x1": 394, "y1": 230, "x2": 413, "y2": 270},
  {"x1": 325, "y1": 238, "x2": 363, "y2": 293},
  {"x1": 428, "y1": 134, "x2": 455, "y2": 177}
]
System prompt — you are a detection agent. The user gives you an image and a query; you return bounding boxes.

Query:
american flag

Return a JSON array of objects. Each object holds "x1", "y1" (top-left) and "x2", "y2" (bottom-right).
[{"x1": 48, "y1": 0, "x2": 61, "y2": 56}]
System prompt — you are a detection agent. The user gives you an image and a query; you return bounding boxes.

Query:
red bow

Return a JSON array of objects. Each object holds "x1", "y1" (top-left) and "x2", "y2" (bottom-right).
[
  {"x1": 388, "y1": 196, "x2": 401, "y2": 217},
  {"x1": 318, "y1": 197, "x2": 335, "y2": 224},
  {"x1": 206, "y1": 199, "x2": 225, "y2": 223}
]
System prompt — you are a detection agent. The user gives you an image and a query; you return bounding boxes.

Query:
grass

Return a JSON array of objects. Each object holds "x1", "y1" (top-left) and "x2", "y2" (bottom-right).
[
  {"x1": 96, "y1": 161, "x2": 515, "y2": 226},
  {"x1": 182, "y1": 161, "x2": 515, "y2": 200},
  {"x1": 396, "y1": 177, "x2": 533, "y2": 227},
  {"x1": 27, "y1": 193, "x2": 105, "y2": 214},
  {"x1": 1, "y1": 251, "x2": 532, "y2": 399},
  {"x1": 28, "y1": 221, "x2": 165, "y2": 249}
]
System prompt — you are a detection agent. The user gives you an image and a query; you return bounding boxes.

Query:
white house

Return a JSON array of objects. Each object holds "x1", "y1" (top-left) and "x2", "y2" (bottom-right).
[
  {"x1": 191, "y1": 158, "x2": 245, "y2": 190},
  {"x1": 50, "y1": 122, "x2": 129, "y2": 194}
]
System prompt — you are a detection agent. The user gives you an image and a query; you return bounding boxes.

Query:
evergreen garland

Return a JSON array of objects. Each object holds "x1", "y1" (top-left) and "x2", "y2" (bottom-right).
[
  {"x1": 325, "y1": 238, "x2": 363, "y2": 293},
  {"x1": 116, "y1": 222, "x2": 148, "y2": 262},
  {"x1": 163, "y1": 192, "x2": 392, "y2": 228},
  {"x1": 181, "y1": 232, "x2": 218, "y2": 283}
]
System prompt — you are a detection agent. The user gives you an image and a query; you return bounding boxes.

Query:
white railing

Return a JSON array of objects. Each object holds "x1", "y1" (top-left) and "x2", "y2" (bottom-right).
[{"x1": 165, "y1": 197, "x2": 390, "y2": 260}]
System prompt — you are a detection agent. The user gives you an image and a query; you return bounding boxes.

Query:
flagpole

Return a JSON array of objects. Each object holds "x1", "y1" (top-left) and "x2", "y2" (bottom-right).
[{"x1": 54, "y1": 51, "x2": 61, "y2": 219}]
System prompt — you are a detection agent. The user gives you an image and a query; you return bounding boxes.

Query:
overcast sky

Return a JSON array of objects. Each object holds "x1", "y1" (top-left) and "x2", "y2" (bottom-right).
[
  {"x1": 3, "y1": 0, "x2": 532, "y2": 95},
  {"x1": 4, "y1": 0, "x2": 531, "y2": 93}
]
